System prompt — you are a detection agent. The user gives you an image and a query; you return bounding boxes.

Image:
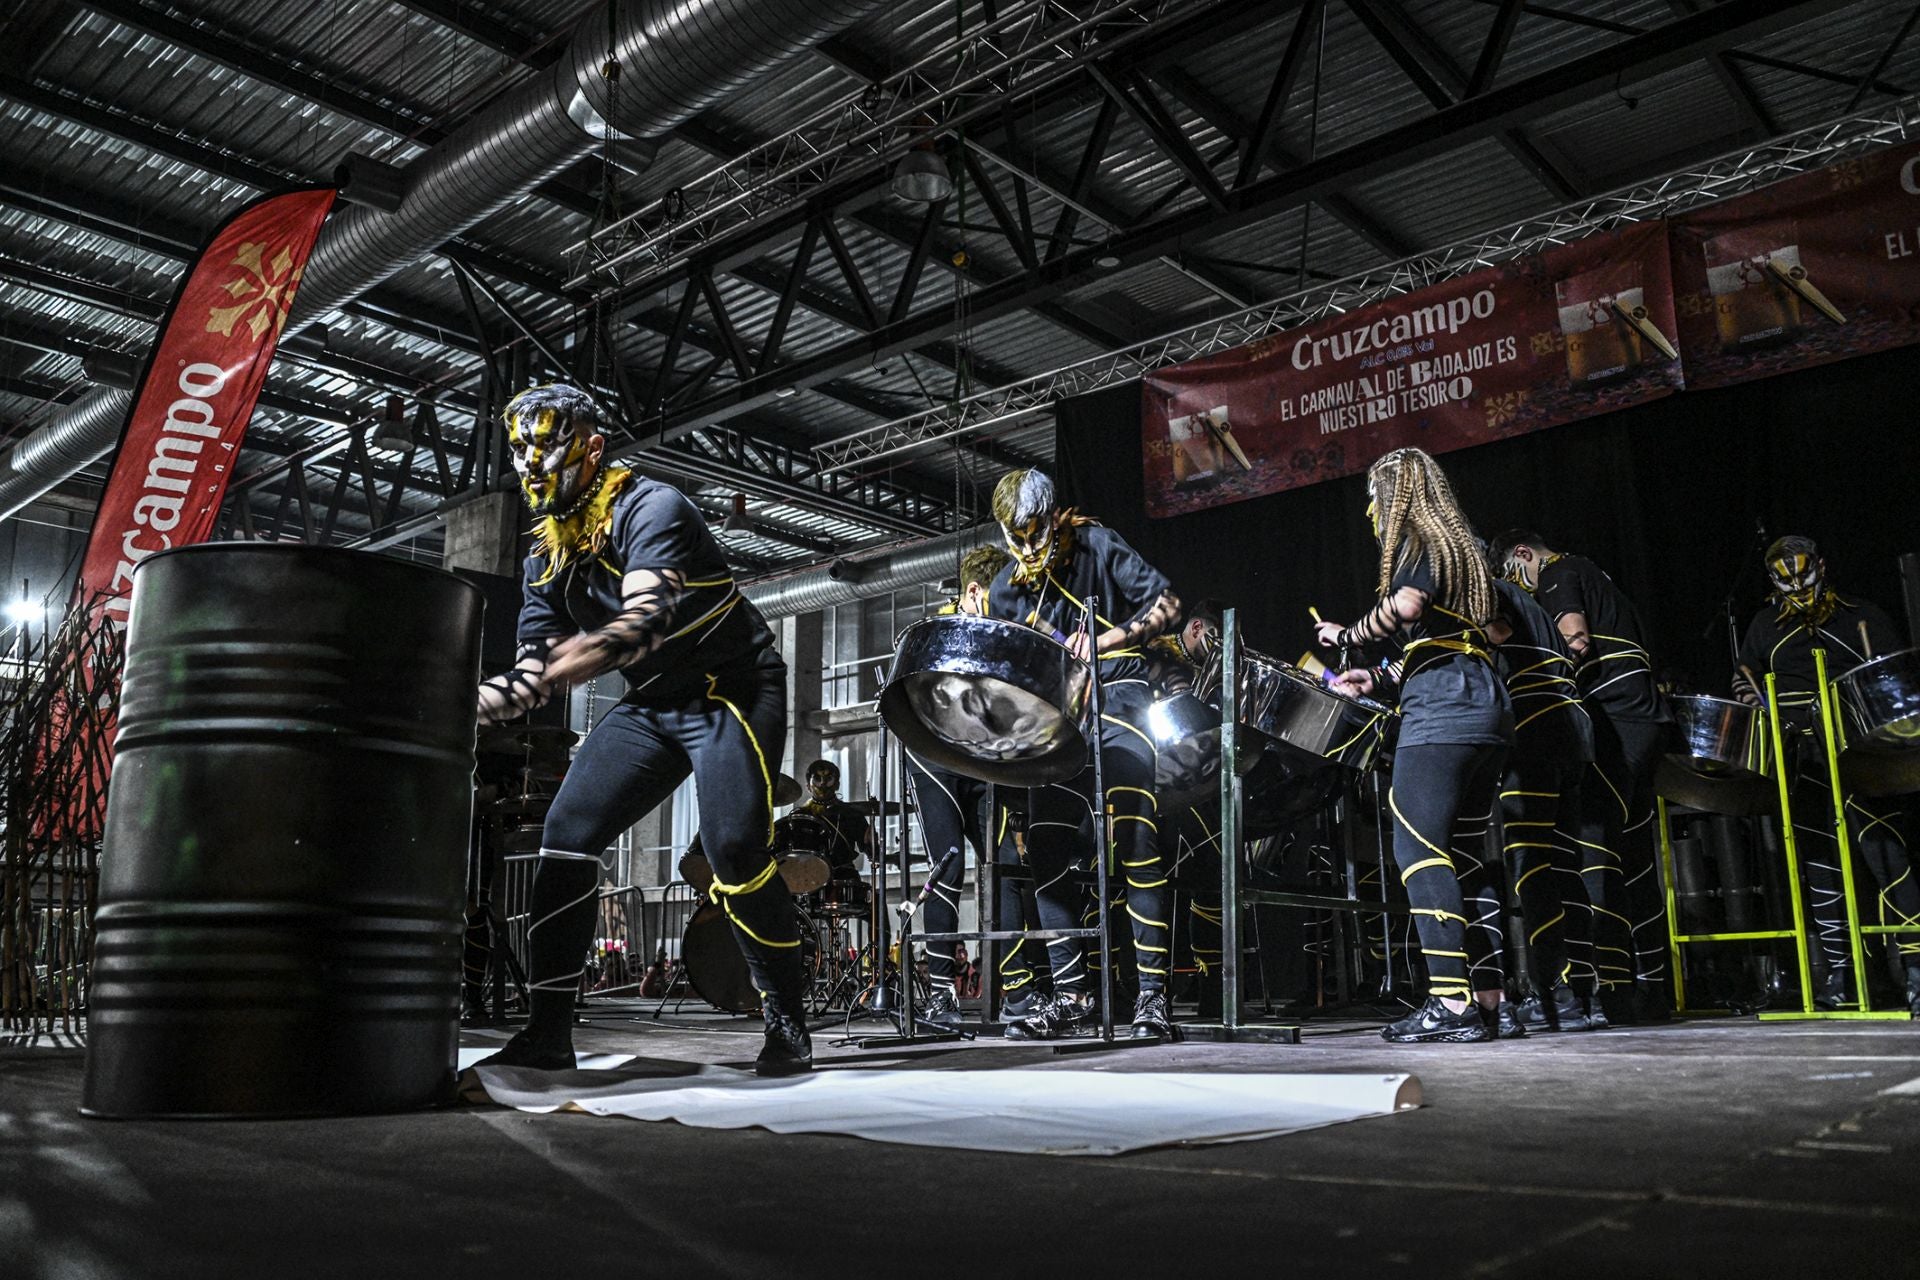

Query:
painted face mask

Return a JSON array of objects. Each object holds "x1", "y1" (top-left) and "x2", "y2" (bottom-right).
[
  {"x1": 991, "y1": 469, "x2": 1064, "y2": 584},
  {"x1": 1501, "y1": 550, "x2": 1538, "y2": 593},
  {"x1": 1002, "y1": 514, "x2": 1056, "y2": 581},
  {"x1": 1767, "y1": 538, "x2": 1827, "y2": 620},
  {"x1": 506, "y1": 398, "x2": 596, "y2": 517},
  {"x1": 805, "y1": 761, "x2": 841, "y2": 804}
]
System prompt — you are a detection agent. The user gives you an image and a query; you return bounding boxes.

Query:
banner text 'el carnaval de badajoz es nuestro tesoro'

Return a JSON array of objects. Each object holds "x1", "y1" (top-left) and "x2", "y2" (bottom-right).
[{"x1": 1141, "y1": 140, "x2": 1920, "y2": 517}]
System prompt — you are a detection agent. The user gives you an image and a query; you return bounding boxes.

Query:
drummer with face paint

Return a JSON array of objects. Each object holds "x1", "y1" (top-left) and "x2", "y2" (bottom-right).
[
  {"x1": 472, "y1": 384, "x2": 811, "y2": 1075},
  {"x1": 984, "y1": 469, "x2": 1184, "y2": 1039},
  {"x1": 1734, "y1": 536, "x2": 1920, "y2": 1015}
]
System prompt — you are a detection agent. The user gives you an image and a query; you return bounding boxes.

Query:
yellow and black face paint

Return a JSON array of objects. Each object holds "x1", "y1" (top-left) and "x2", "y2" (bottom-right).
[
  {"x1": 1002, "y1": 514, "x2": 1055, "y2": 581},
  {"x1": 506, "y1": 404, "x2": 593, "y2": 516},
  {"x1": 1768, "y1": 551, "x2": 1832, "y2": 623}
]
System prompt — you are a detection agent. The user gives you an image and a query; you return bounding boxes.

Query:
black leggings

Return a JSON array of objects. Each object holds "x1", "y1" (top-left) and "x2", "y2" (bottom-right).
[
  {"x1": 1574, "y1": 715, "x2": 1667, "y2": 990},
  {"x1": 526, "y1": 661, "x2": 801, "y2": 1033},
  {"x1": 1501, "y1": 762, "x2": 1594, "y2": 993},
  {"x1": 1788, "y1": 751, "x2": 1920, "y2": 972},
  {"x1": 1025, "y1": 685, "x2": 1167, "y2": 995},
  {"x1": 1388, "y1": 742, "x2": 1508, "y2": 1001},
  {"x1": 903, "y1": 758, "x2": 1042, "y2": 994}
]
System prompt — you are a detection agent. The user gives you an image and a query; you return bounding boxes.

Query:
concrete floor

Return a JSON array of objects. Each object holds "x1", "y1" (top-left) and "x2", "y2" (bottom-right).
[{"x1": 5, "y1": 1004, "x2": 1918, "y2": 1279}]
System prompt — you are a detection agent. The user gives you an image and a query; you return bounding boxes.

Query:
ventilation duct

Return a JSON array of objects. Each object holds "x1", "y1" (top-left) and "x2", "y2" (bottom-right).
[
  {"x1": 0, "y1": 0, "x2": 892, "y2": 521},
  {"x1": 743, "y1": 529, "x2": 994, "y2": 621}
]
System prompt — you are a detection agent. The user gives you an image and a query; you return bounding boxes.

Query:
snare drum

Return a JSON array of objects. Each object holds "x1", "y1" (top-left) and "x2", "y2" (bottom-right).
[{"x1": 811, "y1": 873, "x2": 874, "y2": 919}]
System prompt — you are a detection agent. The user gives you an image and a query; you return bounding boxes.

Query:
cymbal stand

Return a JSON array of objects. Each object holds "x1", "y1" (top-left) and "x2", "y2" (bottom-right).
[{"x1": 848, "y1": 707, "x2": 907, "y2": 1025}]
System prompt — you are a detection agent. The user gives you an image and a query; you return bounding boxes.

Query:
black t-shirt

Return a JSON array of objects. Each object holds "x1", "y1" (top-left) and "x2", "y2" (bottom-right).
[
  {"x1": 1536, "y1": 553, "x2": 1666, "y2": 724},
  {"x1": 516, "y1": 476, "x2": 776, "y2": 701},
  {"x1": 986, "y1": 524, "x2": 1171, "y2": 685},
  {"x1": 1739, "y1": 592, "x2": 1902, "y2": 734},
  {"x1": 780, "y1": 799, "x2": 873, "y2": 875},
  {"x1": 1386, "y1": 555, "x2": 1512, "y2": 748},
  {"x1": 1493, "y1": 579, "x2": 1593, "y2": 764}
]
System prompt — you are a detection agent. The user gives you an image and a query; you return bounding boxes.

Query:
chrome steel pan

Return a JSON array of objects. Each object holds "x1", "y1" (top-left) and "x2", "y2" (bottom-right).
[
  {"x1": 1836, "y1": 648, "x2": 1920, "y2": 796},
  {"x1": 1146, "y1": 692, "x2": 1223, "y2": 806},
  {"x1": 879, "y1": 615, "x2": 1092, "y2": 786},
  {"x1": 1655, "y1": 695, "x2": 1774, "y2": 815},
  {"x1": 1194, "y1": 646, "x2": 1390, "y2": 772}
]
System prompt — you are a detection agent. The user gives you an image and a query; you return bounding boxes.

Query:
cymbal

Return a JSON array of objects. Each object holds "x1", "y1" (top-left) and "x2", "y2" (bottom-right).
[
  {"x1": 774, "y1": 772, "x2": 803, "y2": 806},
  {"x1": 478, "y1": 723, "x2": 578, "y2": 755},
  {"x1": 483, "y1": 795, "x2": 557, "y2": 816},
  {"x1": 851, "y1": 798, "x2": 915, "y2": 816}
]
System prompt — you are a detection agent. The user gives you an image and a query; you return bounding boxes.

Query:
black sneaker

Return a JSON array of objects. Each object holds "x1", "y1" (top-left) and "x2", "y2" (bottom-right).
[
  {"x1": 1381, "y1": 996, "x2": 1493, "y2": 1044},
  {"x1": 1481, "y1": 1000, "x2": 1528, "y2": 1040},
  {"x1": 1004, "y1": 989, "x2": 1094, "y2": 1041},
  {"x1": 470, "y1": 1028, "x2": 574, "y2": 1071},
  {"x1": 920, "y1": 987, "x2": 964, "y2": 1031},
  {"x1": 1904, "y1": 961, "x2": 1920, "y2": 1019},
  {"x1": 1814, "y1": 969, "x2": 1850, "y2": 1012},
  {"x1": 755, "y1": 993, "x2": 813, "y2": 1077},
  {"x1": 1584, "y1": 993, "x2": 1611, "y2": 1031},
  {"x1": 1517, "y1": 985, "x2": 1592, "y2": 1032},
  {"x1": 999, "y1": 986, "x2": 1044, "y2": 1022},
  {"x1": 1130, "y1": 988, "x2": 1172, "y2": 1040},
  {"x1": 1514, "y1": 993, "x2": 1550, "y2": 1030}
]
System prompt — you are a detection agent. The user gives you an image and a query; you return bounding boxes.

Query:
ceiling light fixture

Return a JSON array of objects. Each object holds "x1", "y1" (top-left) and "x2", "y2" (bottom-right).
[
  {"x1": 371, "y1": 394, "x2": 414, "y2": 452},
  {"x1": 890, "y1": 143, "x2": 953, "y2": 204},
  {"x1": 722, "y1": 492, "x2": 753, "y2": 534}
]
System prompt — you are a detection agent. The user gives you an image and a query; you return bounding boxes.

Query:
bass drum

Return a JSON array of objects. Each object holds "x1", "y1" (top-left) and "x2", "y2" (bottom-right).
[{"x1": 681, "y1": 902, "x2": 760, "y2": 1014}]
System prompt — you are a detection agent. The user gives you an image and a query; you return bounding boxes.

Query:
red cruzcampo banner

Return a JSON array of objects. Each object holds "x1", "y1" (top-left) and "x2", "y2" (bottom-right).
[
  {"x1": 1671, "y1": 140, "x2": 1920, "y2": 390},
  {"x1": 75, "y1": 187, "x2": 336, "y2": 625},
  {"x1": 1140, "y1": 222, "x2": 1682, "y2": 518}
]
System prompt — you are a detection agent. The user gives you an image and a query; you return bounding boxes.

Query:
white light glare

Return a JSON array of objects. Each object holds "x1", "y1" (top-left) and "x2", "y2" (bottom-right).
[{"x1": 5, "y1": 599, "x2": 42, "y2": 626}]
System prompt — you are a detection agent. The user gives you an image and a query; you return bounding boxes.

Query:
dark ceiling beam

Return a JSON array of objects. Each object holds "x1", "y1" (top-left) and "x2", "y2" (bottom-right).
[
  {"x1": 388, "y1": 0, "x2": 566, "y2": 65},
  {"x1": 70, "y1": 0, "x2": 600, "y2": 216},
  {"x1": 1454, "y1": 0, "x2": 1914, "y2": 101},
  {"x1": 626, "y1": 0, "x2": 1838, "y2": 443},
  {"x1": 1345, "y1": 0, "x2": 1585, "y2": 200},
  {"x1": 1847, "y1": 4, "x2": 1920, "y2": 112},
  {"x1": 1666, "y1": 0, "x2": 1778, "y2": 137},
  {"x1": 1150, "y1": 64, "x2": 1414, "y2": 259},
  {"x1": 1467, "y1": 0, "x2": 1525, "y2": 96}
]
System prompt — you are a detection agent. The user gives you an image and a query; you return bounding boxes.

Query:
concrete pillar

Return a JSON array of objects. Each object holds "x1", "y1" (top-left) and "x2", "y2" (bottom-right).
[
  {"x1": 441, "y1": 491, "x2": 521, "y2": 578},
  {"x1": 783, "y1": 611, "x2": 825, "y2": 780}
]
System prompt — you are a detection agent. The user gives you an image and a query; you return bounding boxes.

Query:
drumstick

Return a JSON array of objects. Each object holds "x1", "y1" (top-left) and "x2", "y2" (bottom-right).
[
  {"x1": 1308, "y1": 606, "x2": 1323, "y2": 623},
  {"x1": 1859, "y1": 620, "x2": 1874, "y2": 660}
]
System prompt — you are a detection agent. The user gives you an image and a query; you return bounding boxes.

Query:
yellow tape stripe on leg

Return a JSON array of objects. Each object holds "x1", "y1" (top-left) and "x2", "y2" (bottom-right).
[{"x1": 705, "y1": 671, "x2": 774, "y2": 847}]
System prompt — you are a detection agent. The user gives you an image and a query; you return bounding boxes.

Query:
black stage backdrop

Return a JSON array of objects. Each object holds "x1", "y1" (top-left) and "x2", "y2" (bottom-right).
[{"x1": 1055, "y1": 341, "x2": 1920, "y2": 690}]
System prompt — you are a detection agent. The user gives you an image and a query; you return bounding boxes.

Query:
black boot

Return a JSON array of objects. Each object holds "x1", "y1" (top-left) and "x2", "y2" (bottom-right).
[
  {"x1": 756, "y1": 992, "x2": 813, "y2": 1077},
  {"x1": 1005, "y1": 988, "x2": 1094, "y2": 1041},
  {"x1": 1130, "y1": 988, "x2": 1172, "y2": 1040},
  {"x1": 470, "y1": 1026, "x2": 574, "y2": 1072}
]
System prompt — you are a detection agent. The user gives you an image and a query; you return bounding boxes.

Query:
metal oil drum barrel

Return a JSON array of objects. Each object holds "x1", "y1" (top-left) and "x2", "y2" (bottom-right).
[{"x1": 81, "y1": 545, "x2": 482, "y2": 1117}]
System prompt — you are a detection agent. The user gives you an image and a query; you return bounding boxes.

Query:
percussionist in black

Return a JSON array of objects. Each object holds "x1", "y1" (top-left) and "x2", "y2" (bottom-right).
[
  {"x1": 473, "y1": 384, "x2": 809, "y2": 1076},
  {"x1": 903, "y1": 545, "x2": 1051, "y2": 1028},
  {"x1": 1494, "y1": 531, "x2": 1670, "y2": 1024},
  {"x1": 985, "y1": 468, "x2": 1182, "y2": 1040},
  {"x1": 1489, "y1": 576, "x2": 1597, "y2": 1032},
  {"x1": 782, "y1": 759, "x2": 874, "y2": 881},
  {"x1": 1734, "y1": 536, "x2": 1920, "y2": 1015}
]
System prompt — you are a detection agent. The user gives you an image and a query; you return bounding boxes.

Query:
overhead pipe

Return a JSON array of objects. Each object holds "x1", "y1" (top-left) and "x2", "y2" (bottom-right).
[
  {"x1": 743, "y1": 528, "x2": 995, "y2": 620},
  {"x1": 0, "y1": 0, "x2": 893, "y2": 521}
]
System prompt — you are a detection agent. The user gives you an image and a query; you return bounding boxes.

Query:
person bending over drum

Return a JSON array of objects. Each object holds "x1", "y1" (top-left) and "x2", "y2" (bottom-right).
[
  {"x1": 472, "y1": 383, "x2": 810, "y2": 1076},
  {"x1": 1316, "y1": 448, "x2": 1516, "y2": 1044},
  {"x1": 1733, "y1": 536, "x2": 1920, "y2": 1015},
  {"x1": 985, "y1": 468, "x2": 1183, "y2": 1040},
  {"x1": 905, "y1": 544, "x2": 1053, "y2": 1029}
]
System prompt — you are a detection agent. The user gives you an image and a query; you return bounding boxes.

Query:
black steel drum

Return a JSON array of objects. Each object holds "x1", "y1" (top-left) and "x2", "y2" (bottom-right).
[
  {"x1": 1836, "y1": 648, "x2": 1920, "y2": 796},
  {"x1": 1194, "y1": 646, "x2": 1391, "y2": 772},
  {"x1": 682, "y1": 902, "x2": 760, "y2": 1013},
  {"x1": 1655, "y1": 695, "x2": 1775, "y2": 816},
  {"x1": 83, "y1": 544, "x2": 481, "y2": 1118},
  {"x1": 879, "y1": 615, "x2": 1092, "y2": 786}
]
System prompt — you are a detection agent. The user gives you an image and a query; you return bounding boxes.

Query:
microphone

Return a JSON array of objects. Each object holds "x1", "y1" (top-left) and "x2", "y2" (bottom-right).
[{"x1": 899, "y1": 845, "x2": 964, "y2": 920}]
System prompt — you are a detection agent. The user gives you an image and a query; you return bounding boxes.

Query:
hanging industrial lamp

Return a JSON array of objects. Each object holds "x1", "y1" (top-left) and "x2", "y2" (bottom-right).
[{"x1": 890, "y1": 142, "x2": 953, "y2": 204}]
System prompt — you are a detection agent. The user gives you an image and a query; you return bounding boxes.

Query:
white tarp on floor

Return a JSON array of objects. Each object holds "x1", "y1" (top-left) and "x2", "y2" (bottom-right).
[{"x1": 457, "y1": 1050, "x2": 1420, "y2": 1157}]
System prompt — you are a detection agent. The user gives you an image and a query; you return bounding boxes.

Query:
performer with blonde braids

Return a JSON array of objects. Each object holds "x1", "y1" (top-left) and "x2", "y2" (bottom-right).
[
  {"x1": 1315, "y1": 448, "x2": 1517, "y2": 1043},
  {"x1": 985, "y1": 468, "x2": 1184, "y2": 1039},
  {"x1": 473, "y1": 384, "x2": 810, "y2": 1075}
]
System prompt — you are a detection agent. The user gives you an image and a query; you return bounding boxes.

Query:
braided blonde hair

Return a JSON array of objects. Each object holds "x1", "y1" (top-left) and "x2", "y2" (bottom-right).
[{"x1": 1368, "y1": 447, "x2": 1494, "y2": 625}]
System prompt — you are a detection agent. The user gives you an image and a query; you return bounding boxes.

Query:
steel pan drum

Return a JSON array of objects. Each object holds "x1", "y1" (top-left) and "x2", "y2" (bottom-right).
[
  {"x1": 880, "y1": 615, "x2": 1092, "y2": 786},
  {"x1": 1836, "y1": 648, "x2": 1920, "y2": 796},
  {"x1": 1146, "y1": 692, "x2": 1223, "y2": 805},
  {"x1": 681, "y1": 903, "x2": 759, "y2": 1014},
  {"x1": 1194, "y1": 647, "x2": 1391, "y2": 772},
  {"x1": 1656, "y1": 695, "x2": 1775, "y2": 815}
]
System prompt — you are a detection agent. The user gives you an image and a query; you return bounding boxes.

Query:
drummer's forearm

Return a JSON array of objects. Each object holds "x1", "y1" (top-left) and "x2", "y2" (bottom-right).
[
  {"x1": 1108, "y1": 590, "x2": 1181, "y2": 652},
  {"x1": 1340, "y1": 586, "x2": 1426, "y2": 646},
  {"x1": 477, "y1": 640, "x2": 556, "y2": 724}
]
